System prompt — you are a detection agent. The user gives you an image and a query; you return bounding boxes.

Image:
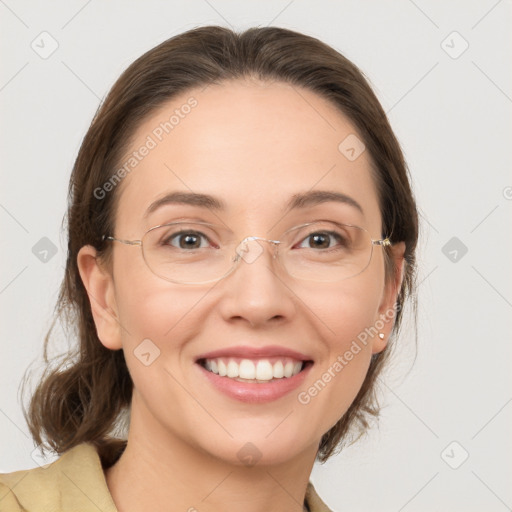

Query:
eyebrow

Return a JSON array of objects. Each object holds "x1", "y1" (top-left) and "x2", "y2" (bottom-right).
[
  {"x1": 144, "y1": 189, "x2": 364, "y2": 219},
  {"x1": 287, "y1": 190, "x2": 363, "y2": 214}
]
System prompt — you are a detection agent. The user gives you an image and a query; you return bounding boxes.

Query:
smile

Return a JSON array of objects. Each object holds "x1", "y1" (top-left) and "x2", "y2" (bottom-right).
[
  {"x1": 194, "y1": 346, "x2": 314, "y2": 403},
  {"x1": 199, "y1": 357, "x2": 304, "y2": 383}
]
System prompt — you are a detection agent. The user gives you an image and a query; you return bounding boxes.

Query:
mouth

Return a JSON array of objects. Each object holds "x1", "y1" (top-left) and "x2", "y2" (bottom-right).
[
  {"x1": 197, "y1": 356, "x2": 314, "y2": 384},
  {"x1": 194, "y1": 345, "x2": 314, "y2": 403}
]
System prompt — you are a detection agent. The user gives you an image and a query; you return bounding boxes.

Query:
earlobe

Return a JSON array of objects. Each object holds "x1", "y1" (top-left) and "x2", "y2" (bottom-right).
[
  {"x1": 372, "y1": 241, "x2": 406, "y2": 354},
  {"x1": 77, "y1": 245, "x2": 122, "y2": 350}
]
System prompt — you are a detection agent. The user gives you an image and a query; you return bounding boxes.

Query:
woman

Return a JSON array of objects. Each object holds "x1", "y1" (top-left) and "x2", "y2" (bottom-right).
[{"x1": 0, "y1": 25, "x2": 418, "y2": 511}]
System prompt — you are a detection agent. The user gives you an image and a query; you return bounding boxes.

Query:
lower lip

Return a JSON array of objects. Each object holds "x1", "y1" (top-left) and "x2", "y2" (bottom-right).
[{"x1": 196, "y1": 362, "x2": 313, "y2": 403}]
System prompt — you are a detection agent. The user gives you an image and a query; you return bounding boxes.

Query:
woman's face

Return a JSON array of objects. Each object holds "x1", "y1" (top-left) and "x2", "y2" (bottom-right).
[{"x1": 80, "y1": 79, "x2": 403, "y2": 466}]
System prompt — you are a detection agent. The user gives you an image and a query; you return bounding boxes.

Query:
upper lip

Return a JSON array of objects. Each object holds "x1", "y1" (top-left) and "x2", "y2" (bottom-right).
[{"x1": 195, "y1": 345, "x2": 313, "y2": 362}]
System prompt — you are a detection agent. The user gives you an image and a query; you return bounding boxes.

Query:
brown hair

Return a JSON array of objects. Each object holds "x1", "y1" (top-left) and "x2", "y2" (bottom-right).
[{"x1": 23, "y1": 25, "x2": 418, "y2": 464}]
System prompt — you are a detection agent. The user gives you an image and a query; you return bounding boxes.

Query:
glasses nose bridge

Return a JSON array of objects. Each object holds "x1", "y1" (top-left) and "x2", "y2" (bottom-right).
[
  {"x1": 244, "y1": 235, "x2": 282, "y2": 248},
  {"x1": 233, "y1": 235, "x2": 283, "y2": 267}
]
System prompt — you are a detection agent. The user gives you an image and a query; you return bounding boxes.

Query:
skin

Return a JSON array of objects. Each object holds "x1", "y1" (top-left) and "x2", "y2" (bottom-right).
[{"x1": 78, "y1": 79, "x2": 405, "y2": 512}]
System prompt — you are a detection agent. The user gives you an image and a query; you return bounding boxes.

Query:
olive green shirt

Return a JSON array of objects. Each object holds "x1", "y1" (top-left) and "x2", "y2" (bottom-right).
[{"x1": 0, "y1": 443, "x2": 332, "y2": 511}]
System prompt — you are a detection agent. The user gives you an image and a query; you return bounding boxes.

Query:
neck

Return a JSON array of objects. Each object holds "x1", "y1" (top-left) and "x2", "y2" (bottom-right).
[{"x1": 105, "y1": 400, "x2": 317, "y2": 512}]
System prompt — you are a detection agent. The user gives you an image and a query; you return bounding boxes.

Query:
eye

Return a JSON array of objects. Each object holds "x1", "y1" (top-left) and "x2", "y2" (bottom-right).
[
  {"x1": 297, "y1": 231, "x2": 348, "y2": 250},
  {"x1": 164, "y1": 230, "x2": 211, "y2": 250}
]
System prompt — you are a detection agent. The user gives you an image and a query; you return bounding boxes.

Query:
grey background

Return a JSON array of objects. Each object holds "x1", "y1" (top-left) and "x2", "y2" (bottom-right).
[{"x1": 1, "y1": 1, "x2": 511, "y2": 510}]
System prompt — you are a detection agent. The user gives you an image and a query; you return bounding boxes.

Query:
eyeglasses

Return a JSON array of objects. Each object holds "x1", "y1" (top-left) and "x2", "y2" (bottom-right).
[{"x1": 102, "y1": 220, "x2": 391, "y2": 285}]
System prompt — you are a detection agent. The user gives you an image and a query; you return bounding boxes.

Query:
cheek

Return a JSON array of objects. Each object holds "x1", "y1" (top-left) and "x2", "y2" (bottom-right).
[
  {"x1": 110, "y1": 250, "x2": 203, "y2": 384},
  {"x1": 113, "y1": 280, "x2": 207, "y2": 415},
  {"x1": 298, "y1": 277, "x2": 383, "y2": 431},
  {"x1": 112, "y1": 246, "x2": 199, "y2": 338},
  {"x1": 115, "y1": 277, "x2": 204, "y2": 349},
  {"x1": 314, "y1": 269, "x2": 383, "y2": 349}
]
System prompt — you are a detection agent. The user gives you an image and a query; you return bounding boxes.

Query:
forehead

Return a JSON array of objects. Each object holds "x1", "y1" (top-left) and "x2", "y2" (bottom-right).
[{"x1": 113, "y1": 79, "x2": 381, "y2": 235}]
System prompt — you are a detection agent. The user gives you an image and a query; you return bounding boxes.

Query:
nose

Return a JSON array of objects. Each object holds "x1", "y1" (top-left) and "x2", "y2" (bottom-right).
[{"x1": 218, "y1": 237, "x2": 296, "y2": 328}]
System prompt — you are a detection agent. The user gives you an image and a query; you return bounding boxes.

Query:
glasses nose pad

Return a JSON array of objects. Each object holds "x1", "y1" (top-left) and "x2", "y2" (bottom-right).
[{"x1": 235, "y1": 237, "x2": 265, "y2": 264}]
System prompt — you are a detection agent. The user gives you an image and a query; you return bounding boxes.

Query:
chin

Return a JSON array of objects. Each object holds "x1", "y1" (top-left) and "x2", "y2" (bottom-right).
[{"x1": 198, "y1": 430, "x2": 315, "y2": 469}]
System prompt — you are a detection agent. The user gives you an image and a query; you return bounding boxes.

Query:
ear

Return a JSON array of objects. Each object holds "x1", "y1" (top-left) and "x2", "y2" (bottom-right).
[
  {"x1": 372, "y1": 241, "x2": 406, "y2": 354},
  {"x1": 77, "y1": 245, "x2": 122, "y2": 350}
]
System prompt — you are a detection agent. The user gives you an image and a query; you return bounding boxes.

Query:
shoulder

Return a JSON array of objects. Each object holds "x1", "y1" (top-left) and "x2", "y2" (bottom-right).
[
  {"x1": 1, "y1": 445, "x2": 330, "y2": 512},
  {"x1": 0, "y1": 443, "x2": 118, "y2": 512},
  {"x1": 305, "y1": 481, "x2": 333, "y2": 512}
]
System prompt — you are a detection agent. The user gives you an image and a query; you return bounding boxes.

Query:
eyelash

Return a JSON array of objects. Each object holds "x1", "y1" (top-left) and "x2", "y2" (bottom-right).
[
  {"x1": 164, "y1": 230, "x2": 347, "y2": 251},
  {"x1": 165, "y1": 231, "x2": 213, "y2": 249}
]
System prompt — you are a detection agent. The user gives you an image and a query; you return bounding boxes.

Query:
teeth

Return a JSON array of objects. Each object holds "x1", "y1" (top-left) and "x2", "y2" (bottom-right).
[
  {"x1": 239, "y1": 359, "x2": 256, "y2": 379},
  {"x1": 202, "y1": 357, "x2": 304, "y2": 382},
  {"x1": 273, "y1": 360, "x2": 284, "y2": 378},
  {"x1": 227, "y1": 360, "x2": 238, "y2": 378},
  {"x1": 284, "y1": 361, "x2": 294, "y2": 378},
  {"x1": 255, "y1": 360, "x2": 273, "y2": 380}
]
